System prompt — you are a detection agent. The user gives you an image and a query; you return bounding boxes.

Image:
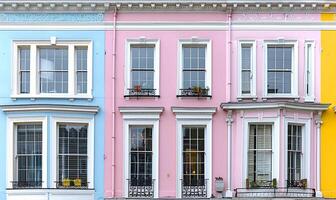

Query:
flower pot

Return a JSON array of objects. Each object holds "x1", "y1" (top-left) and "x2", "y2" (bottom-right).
[
  {"x1": 215, "y1": 179, "x2": 225, "y2": 192},
  {"x1": 74, "y1": 178, "x2": 82, "y2": 187},
  {"x1": 62, "y1": 178, "x2": 71, "y2": 187}
]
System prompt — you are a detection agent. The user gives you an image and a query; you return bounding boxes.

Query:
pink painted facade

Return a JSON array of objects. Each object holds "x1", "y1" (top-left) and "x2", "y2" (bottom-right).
[{"x1": 104, "y1": 11, "x2": 327, "y2": 198}]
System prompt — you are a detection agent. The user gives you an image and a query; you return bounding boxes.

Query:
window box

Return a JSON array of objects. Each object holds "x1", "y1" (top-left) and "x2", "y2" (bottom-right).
[
  {"x1": 177, "y1": 87, "x2": 211, "y2": 98},
  {"x1": 124, "y1": 87, "x2": 159, "y2": 98}
]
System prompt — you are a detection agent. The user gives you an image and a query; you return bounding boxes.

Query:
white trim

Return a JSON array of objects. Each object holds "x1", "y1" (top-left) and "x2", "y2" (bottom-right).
[
  {"x1": 11, "y1": 40, "x2": 93, "y2": 99},
  {"x1": 177, "y1": 39, "x2": 212, "y2": 96},
  {"x1": 304, "y1": 41, "x2": 315, "y2": 102},
  {"x1": 174, "y1": 110, "x2": 214, "y2": 198},
  {"x1": 221, "y1": 102, "x2": 329, "y2": 111},
  {"x1": 242, "y1": 117, "x2": 280, "y2": 186},
  {"x1": 237, "y1": 40, "x2": 256, "y2": 98},
  {"x1": 5, "y1": 21, "x2": 336, "y2": 31},
  {"x1": 2, "y1": 104, "x2": 99, "y2": 113},
  {"x1": 50, "y1": 117, "x2": 95, "y2": 189},
  {"x1": 284, "y1": 118, "x2": 311, "y2": 185},
  {"x1": 121, "y1": 111, "x2": 161, "y2": 198},
  {"x1": 125, "y1": 38, "x2": 160, "y2": 96},
  {"x1": 263, "y1": 40, "x2": 298, "y2": 98},
  {"x1": 7, "y1": 189, "x2": 95, "y2": 200},
  {"x1": 6, "y1": 116, "x2": 48, "y2": 189}
]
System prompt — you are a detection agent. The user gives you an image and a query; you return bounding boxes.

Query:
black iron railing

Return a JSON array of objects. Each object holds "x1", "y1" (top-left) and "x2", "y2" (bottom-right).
[
  {"x1": 55, "y1": 181, "x2": 89, "y2": 189},
  {"x1": 127, "y1": 179, "x2": 154, "y2": 198},
  {"x1": 235, "y1": 179, "x2": 315, "y2": 198},
  {"x1": 124, "y1": 88, "x2": 159, "y2": 98},
  {"x1": 11, "y1": 181, "x2": 43, "y2": 189},
  {"x1": 181, "y1": 179, "x2": 208, "y2": 198},
  {"x1": 177, "y1": 88, "x2": 211, "y2": 98}
]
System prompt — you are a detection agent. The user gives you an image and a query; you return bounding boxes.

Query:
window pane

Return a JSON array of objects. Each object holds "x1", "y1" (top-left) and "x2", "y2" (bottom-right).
[
  {"x1": 183, "y1": 127, "x2": 205, "y2": 186},
  {"x1": 19, "y1": 47, "x2": 30, "y2": 94},
  {"x1": 58, "y1": 123, "x2": 88, "y2": 187},
  {"x1": 267, "y1": 45, "x2": 293, "y2": 94},
  {"x1": 242, "y1": 71, "x2": 251, "y2": 94},
  {"x1": 16, "y1": 123, "x2": 42, "y2": 188},
  {"x1": 76, "y1": 47, "x2": 88, "y2": 94},
  {"x1": 129, "y1": 126, "x2": 153, "y2": 186},
  {"x1": 287, "y1": 124, "x2": 303, "y2": 183},
  {"x1": 39, "y1": 47, "x2": 68, "y2": 93},
  {"x1": 248, "y1": 124, "x2": 272, "y2": 184}
]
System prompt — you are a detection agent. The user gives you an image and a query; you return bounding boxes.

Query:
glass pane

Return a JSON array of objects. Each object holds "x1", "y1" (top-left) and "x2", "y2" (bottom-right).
[
  {"x1": 287, "y1": 124, "x2": 303, "y2": 182},
  {"x1": 129, "y1": 126, "x2": 153, "y2": 186},
  {"x1": 241, "y1": 45, "x2": 251, "y2": 70},
  {"x1": 242, "y1": 71, "x2": 251, "y2": 94}
]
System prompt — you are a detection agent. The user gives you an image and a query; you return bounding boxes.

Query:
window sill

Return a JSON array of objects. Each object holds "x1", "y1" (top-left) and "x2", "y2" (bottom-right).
[
  {"x1": 7, "y1": 188, "x2": 94, "y2": 199},
  {"x1": 262, "y1": 96, "x2": 300, "y2": 101},
  {"x1": 11, "y1": 94, "x2": 93, "y2": 100},
  {"x1": 237, "y1": 96, "x2": 258, "y2": 101},
  {"x1": 176, "y1": 95, "x2": 212, "y2": 99}
]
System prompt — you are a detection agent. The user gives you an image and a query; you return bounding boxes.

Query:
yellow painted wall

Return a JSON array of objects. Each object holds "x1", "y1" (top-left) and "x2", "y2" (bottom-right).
[{"x1": 321, "y1": 13, "x2": 336, "y2": 198}]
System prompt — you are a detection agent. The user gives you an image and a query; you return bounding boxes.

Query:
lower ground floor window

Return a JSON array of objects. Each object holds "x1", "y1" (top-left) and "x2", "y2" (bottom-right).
[
  {"x1": 287, "y1": 124, "x2": 303, "y2": 187},
  {"x1": 248, "y1": 124, "x2": 272, "y2": 187},
  {"x1": 57, "y1": 123, "x2": 88, "y2": 188}
]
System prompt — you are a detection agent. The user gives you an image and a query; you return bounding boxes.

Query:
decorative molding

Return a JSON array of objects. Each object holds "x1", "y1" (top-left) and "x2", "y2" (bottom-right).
[
  {"x1": 226, "y1": 110, "x2": 233, "y2": 125},
  {"x1": 119, "y1": 107, "x2": 164, "y2": 120},
  {"x1": 1, "y1": 104, "x2": 99, "y2": 113},
  {"x1": 221, "y1": 102, "x2": 330, "y2": 111},
  {"x1": 0, "y1": 13, "x2": 103, "y2": 22}
]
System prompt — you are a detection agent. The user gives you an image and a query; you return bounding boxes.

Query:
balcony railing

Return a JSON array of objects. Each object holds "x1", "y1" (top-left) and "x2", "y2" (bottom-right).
[
  {"x1": 55, "y1": 180, "x2": 89, "y2": 189},
  {"x1": 127, "y1": 179, "x2": 154, "y2": 198},
  {"x1": 177, "y1": 88, "x2": 211, "y2": 98},
  {"x1": 235, "y1": 179, "x2": 315, "y2": 198},
  {"x1": 11, "y1": 181, "x2": 43, "y2": 189},
  {"x1": 124, "y1": 88, "x2": 159, "y2": 98},
  {"x1": 181, "y1": 179, "x2": 208, "y2": 198}
]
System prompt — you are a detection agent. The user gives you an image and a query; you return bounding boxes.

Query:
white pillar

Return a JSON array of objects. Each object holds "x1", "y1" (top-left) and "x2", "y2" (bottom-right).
[
  {"x1": 315, "y1": 111, "x2": 323, "y2": 197},
  {"x1": 225, "y1": 110, "x2": 233, "y2": 198}
]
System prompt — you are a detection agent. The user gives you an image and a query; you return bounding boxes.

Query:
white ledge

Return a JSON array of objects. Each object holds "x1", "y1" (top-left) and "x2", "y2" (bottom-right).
[
  {"x1": 221, "y1": 102, "x2": 330, "y2": 111},
  {"x1": 119, "y1": 106, "x2": 164, "y2": 114},
  {"x1": 1, "y1": 104, "x2": 99, "y2": 113}
]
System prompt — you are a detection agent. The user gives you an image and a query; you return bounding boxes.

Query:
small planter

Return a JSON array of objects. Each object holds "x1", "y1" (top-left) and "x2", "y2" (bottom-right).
[
  {"x1": 134, "y1": 85, "x2": 142, "y2": 92},
  {"x1": 62, "y1": 178, "x2": 71, "y2": 187},
  {"x1": 272, "y1": 178, "x2": 277, "y2": 188},
  {"x1": 74, "y1": 178, "x2": 82, "y2": 187},
  {"x1": 215, "y1": 177, "x2": 224, "y2": 193}
]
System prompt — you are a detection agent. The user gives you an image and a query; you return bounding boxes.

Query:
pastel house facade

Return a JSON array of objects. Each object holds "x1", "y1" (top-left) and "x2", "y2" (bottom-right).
[
  {"x1": 0, "y1": 10, "x2": 106, "y2": 200},
  {"x1": 103, "y1": 1, "x2": 330, "y2": 199}
]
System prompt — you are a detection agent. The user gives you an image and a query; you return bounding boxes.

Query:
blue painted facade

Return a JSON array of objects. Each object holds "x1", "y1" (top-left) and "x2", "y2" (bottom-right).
[{"x1": 0, "y1": 13, "x2": 105, "y2": 200}]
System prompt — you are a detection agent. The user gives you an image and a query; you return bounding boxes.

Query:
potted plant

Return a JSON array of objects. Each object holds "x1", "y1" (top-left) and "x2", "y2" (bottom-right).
[
  {"x1": 300, "y1": 179, "x2": 307, "y2": 189},
  {"x1": 62, "y1": 178, "x2": 71, "y2": 187},
  {"x1": 246, "y1": 178, "x2": 250, "y2": 189},
  {"x1": 134, "y1": 84, "x2": 142, "y2": 92},
  {"x1": 74, "y1": 178, "x2": 82, "y2": 187},
  {"x1": 215, "y1": 177, "x2": 224, "y2": 193},
  {"x1": 272, "y1": 178, "x2": 277, "y2": 188}
]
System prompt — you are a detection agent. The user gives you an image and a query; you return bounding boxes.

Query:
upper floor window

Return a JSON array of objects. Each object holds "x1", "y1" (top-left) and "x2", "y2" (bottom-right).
[
  {"x1": 265, "y1": 41, "x2": 298, "y2": 97},
  {"x1": 12, "y1": 40, "x2": 93, "y2": 99},
  {"x1": 178, "y1": 39, "x2": 211, "y2": 98},
  {"x1": 304, "y1": 41, "x2": 315, "y2": 102},
  {"x1": 238, "y1": 41, "x2": 256, "y2": 98},
  {"x1": 125, "y1": 39, "x2": 160, "y2": 98}
]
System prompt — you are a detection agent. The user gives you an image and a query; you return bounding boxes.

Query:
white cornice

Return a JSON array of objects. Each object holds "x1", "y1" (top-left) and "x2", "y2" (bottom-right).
[
  {"x1": 2, "y1": 21, "x2": 336, "y2": 31},
  {"x1": 172, "y1": 107, "x2": 217, "y2": 120},
  {"x1": 221, "y1": 102, "x2": 330, "y2": 111},
  {"x1": 1, "y1": 104, "x2": 99, "y2": 113},
  {"x1": 0, "y1": 1, "x2": 334, "y2": 12},
  {"x1": 119, "y1": 106, "x2": 164, "y2": 120}
]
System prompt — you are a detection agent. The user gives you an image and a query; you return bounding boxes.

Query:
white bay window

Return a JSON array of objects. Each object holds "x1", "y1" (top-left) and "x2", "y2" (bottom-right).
[{"x1": 12, "y1": 40, "x2": 92, "y2": 99}]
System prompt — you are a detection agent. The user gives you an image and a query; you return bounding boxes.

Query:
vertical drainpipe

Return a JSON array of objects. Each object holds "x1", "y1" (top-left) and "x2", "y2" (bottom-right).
[
  {"x1": 315, "y1": 111, "x2": 322, "y2": 197},
  {"x1": 226, "y1": 8, "x2": 232, "y2": 102},
  {"x1": 112, "y1": 7, "x2": 117, "y2": 197}
]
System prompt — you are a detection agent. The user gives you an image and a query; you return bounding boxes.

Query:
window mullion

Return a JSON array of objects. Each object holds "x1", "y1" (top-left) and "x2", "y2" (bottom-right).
[
  {"x1": 30, "y1": 45, "x2": 37, "y2": 95},
  {"x1": 68, "y1": 45, "x2": 75, "y2": 96}
]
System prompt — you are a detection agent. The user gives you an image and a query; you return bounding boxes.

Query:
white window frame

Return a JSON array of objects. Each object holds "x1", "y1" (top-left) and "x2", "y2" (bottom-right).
[
  {"x1": 242, "y1": 117, "x2": 280, "y2": 186},
  {"x1": 263, "y1": 40, "x2": 298, "y2": 98},
  {"x1": 173, "y1": 107, "x2": 215, "y2": 198},
  {"x1": 238, "y1": 40, "x2": 257, "y2": 99},
  {"x1": 12, "y1": 40, "x2": 93, "y2": 99},
  {"x1": 6, "y1": 116, "x2": 48, "y2": 189},
  {"x1": 120, "y1": 108, "x2": 162, "y2": 198},
  {"x1": 284, "y1": 118, "x2": 311, "y2": 186},
  {"x1": 304, "y1": 41, "x2": 315, "y2": 102},
  {"x1": 177, "y1": 39, "x2": 212, "y2": 96},
  {"x1": 51, "y1": 117, "x2": 95, "y2": 189},
  {"x1": 125, "y1": 39, "x2": 160, "y2": 96}
]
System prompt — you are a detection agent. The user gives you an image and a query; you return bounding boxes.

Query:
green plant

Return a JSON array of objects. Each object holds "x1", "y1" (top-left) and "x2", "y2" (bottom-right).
[
  {"x1": 245, "y1": 178, "x2": 250, "y2": 189},
  {"x1": 272, "y1": 178, "x2": 277, "y2": 188},
  {"x1": 74, "y1": 178, "x2": 82, "y2": 187},
  {"x1": 62, "y1": 178, "x2": 71, "y2": 187},
  {"x1": 192, "y1": 86, "x2": 202, "y2": 95},
  {"x1": 301, "y1": 179, "x2": 307, "y2": 189}
]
